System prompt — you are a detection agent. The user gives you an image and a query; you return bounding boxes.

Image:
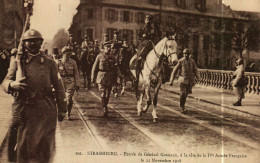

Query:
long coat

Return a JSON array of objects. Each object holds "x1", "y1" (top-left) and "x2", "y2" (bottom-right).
[
  {"x1": 2, "y1": 52, "x2": 66, "y2": 163},
  {"x1": 232, "y1": 64, "x2": 246, "y2": 98},
  {"x1": 170, "y1": 57, "x2": 200, "y2": 86}
]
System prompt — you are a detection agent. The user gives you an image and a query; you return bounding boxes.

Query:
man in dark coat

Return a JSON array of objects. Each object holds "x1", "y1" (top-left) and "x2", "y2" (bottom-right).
[{"x1": 2, "y1": 29, "x2": 67, "y2": 163}]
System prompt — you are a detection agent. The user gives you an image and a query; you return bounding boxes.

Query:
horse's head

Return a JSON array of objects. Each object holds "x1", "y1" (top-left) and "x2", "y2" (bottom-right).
[{"x1": 163, "y1": 37, "x2": 178, "y2": 66}]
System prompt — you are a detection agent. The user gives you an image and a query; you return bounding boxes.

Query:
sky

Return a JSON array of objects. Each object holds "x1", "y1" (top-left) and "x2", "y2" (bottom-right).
[{"x1": 30, "y1": 0, "x2": 260, "y2": 40}]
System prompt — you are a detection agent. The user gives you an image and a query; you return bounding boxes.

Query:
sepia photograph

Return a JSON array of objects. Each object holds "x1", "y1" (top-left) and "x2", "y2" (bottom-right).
[{"x1": 0, "y1": 0, "x2": 259, "y2": 162}]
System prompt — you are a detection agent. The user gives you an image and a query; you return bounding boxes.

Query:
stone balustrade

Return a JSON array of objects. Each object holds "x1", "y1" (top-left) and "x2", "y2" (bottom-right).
[{"x1": 197, "y1": 69, "x2": 260, "y2": 95}]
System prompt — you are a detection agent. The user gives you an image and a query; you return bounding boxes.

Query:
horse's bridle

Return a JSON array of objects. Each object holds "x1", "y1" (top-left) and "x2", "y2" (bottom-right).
[{"x1": 152, "y1": 39, "x2": 177, "y2": 61}]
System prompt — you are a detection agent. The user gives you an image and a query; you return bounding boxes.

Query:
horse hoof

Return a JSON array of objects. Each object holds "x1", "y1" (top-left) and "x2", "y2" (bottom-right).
[
  {"x1": 142, "y1": 109, "x2": 148, "y2": 114},
  {"x1": 138, "y1": 111, "x2": 142, "y2": 117},
  {"x1": 153, "y1": 118, "x2": 158, "y2": 123}
]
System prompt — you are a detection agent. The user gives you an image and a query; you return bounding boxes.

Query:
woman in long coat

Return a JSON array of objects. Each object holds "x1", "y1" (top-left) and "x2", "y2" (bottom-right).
[{"x1": 232, "y1": 58, "x2": 247, "y2": 106}]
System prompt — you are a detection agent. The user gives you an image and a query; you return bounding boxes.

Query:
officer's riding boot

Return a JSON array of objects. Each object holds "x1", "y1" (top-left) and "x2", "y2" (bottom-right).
[
  {"x1": 67, "y1": 101, "x2": 73, "y2": 120},
  {"x1": 180, "y1": 93, "x2": 187, "y2": 113},
  {"x1": 101, "y1": 97, "x2": 107, "y2": 117}
]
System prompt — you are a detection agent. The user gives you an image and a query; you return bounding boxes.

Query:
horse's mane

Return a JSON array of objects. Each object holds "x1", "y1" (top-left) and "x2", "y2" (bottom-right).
[{"x1": 150, "y1": 37, "x2": 168, "y2": 57}]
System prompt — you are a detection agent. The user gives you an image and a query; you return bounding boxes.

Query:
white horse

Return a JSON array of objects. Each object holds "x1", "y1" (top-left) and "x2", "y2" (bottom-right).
[{"x1": 130, "y1": 35, "x2": 178, "y2": 122}]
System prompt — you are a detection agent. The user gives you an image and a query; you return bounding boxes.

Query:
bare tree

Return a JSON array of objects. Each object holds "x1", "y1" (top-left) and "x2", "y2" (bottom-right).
[{"x1": 52, "y1": 28, "x2": 69, "y2": 49}]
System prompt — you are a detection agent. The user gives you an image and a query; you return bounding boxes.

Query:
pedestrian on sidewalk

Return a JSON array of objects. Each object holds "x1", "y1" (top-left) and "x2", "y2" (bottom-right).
[
  {"x1": 57, "y1": 46, "x2": 80, "y2": 120},
  {"x1": 91, "y1": 41, "x2": 118, "y2": 117},
  {"x1": 169, "y1": 48, "x2": 200, "y2": 113},
  {"x1": 2, "y1": 29, "x2": 67, "y2": 163},
  {"x1": 232, "y1": 58, "x2": 247, "y2": 106}
]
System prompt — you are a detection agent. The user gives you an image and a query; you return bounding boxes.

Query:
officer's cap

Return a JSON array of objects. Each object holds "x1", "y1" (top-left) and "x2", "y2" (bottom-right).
[
  {"x1": 114, "y1": 31, "x2": 119, "y2": 35},
  {"x1": 145, "y1": 14, "x2": 153, "y2": 19},
  {"x1": 84, "y1": 35, "x2": 88, "y2": 38},
  {"x1": 104, "y1": 33, "x2": 108, "y2": 36},
  {"x1": 183, "y1": 48, "x2": 190, "y2": 54}
]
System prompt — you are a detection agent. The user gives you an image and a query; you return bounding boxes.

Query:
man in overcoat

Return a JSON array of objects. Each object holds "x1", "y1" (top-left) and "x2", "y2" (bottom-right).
[{"x1": 2, "y1": 29, "x2": 67, "y2": 163}]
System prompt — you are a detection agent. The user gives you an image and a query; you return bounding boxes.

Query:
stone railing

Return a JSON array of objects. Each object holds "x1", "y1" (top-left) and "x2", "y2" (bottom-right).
[{"x1": 197, "y1": 69, "x2": 260, "y2": 95}]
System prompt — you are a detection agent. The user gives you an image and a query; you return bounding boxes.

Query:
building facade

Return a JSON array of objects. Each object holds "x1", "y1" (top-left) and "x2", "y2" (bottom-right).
[
  {"x1": 0, "y1": 0, "x2": 26, "y2": 49},
  {"x1": 69, "y1": 0, "x2": 258, "y2": 70}
]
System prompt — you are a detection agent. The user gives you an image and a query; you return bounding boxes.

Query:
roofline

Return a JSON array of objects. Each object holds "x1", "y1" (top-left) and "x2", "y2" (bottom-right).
[{"x1": 80, "y1": 2, "x2": 249, "y2": 21}]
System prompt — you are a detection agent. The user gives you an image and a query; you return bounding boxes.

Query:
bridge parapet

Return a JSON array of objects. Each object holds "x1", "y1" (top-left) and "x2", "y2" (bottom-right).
[{"x1": 198, "y1": 69, "x2": 260, "y2": 96}]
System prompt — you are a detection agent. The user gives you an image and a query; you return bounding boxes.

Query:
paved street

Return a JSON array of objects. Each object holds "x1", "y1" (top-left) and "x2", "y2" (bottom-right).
[{"x1": 0, "y1": 81, "x2": 260, "y2": 163}]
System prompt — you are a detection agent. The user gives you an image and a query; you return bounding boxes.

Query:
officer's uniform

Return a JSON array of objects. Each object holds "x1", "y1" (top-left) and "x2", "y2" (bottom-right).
[
  {"x1": 2, "y1": 29, "x2": 67, "y2": 163},
  {"x1": 57, "y1": 47, "x2": 80, "y2": 119},
  {"x1": 91, "y1": 42, "x2": 117, "y2": 117},
  {"x1": 169, "y1": 49, "x2": 199, "y2": 113}
]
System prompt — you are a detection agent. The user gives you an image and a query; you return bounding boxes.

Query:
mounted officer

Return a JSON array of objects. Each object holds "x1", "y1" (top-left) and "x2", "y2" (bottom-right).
[
  {"x1": 67, "y1": 34, "x2": 77, "y2": 52},
  {"x1": 81, "y1": 35, "x2": 89, "y2": 52},
  {"x1": 57, "y1": 46, "x2": 80, "y2": 120},
  {"x1": 91, "y1": 41, "x2": 118, "y2": 117},
  {"x1": 135, "y1": 14, "x2": 157, "y2": 85},
  {"x1": 2, "y1": 29, "x2": 66, "y2": 163}
]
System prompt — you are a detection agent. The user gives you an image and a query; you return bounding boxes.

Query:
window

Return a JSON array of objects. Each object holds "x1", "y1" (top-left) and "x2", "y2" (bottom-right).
[
  {"x1": 186, "y1": 0, "x2": 192, "y2": 7},
  {"x1": 214, "y1": 19, "x2": 222, "y2": 30},
  {"x1": 193, "y1": 34, "x2": 199, "y2": 50},
  {"x1": 105, "y1": 9, "x2": 118, "y2": 21},
  {"x1": 86, "y1": 28, "x2": 93, "y2": 41},
  {"x1": 213, "y1": 33, "x2": 221, "y2": 50},
  {"x1": 203, "y1": 35, "x2": 210, "y2": 50},
  {"x1": 223, "y1": 34, "x2": 231, "y2": 50},
  {"x1": 167, "y1": 16, "x2": 175, "y2": 25},
  {"x1": 135, "y1": 12, "x2": 145, "y2": 23},
  {"x1": 87, "y1": 8, "x2": 94, "y2": 19},
  {"x1": 122, "y1": 11, "x2": 130, "y2": 22},
  {"x1": 224, "y1": 20, "x2": 232, "y2": 31},
  {"x1": 119, "y1": 29, "x2": 134, "y2": 43},
  {"x1": 107, "y1": 28, "x2": 117, "y2": 40},
  {"x1": 149, "y1": 0, "x2": 160, "y2": 5},
  {"x1": 203, "y1": 19, "x2": 211, "y2": 30}
]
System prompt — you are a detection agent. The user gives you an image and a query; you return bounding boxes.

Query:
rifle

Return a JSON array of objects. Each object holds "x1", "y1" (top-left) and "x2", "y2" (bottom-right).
[{"x1": 16, "y1": 1, "x2": 34, "y2": 80}]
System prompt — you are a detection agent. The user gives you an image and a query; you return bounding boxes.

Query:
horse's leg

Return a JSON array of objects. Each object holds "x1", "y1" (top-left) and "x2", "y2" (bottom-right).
[
  {"x1": 152, "y1": 79, "x2": 162, "y2": 122},
  {"x1": 120, "y1": 75, "x2": 126, "y2": 95},
  {"x1": 137, "y1": 84, "x2": 145, "y2": 116},
  {"x1": 142, "y1": 84, "x2": 151, "y2": 114}
]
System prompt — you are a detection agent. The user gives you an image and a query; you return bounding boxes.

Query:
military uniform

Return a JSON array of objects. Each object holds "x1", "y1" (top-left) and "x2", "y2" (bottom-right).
[
  {"x1": 57, "y1": 54, "x2": 80, "y2": 119},
  {"x1": 91, "y1": 44, "x2": 117, "y2": 116},
  {"x1": 170, "y1": 49, "x2": 199, "y2": 113},
  {"x1": 3, "y1": 29, "x2": 66, "y2": 163},
  {"x1": 3, "y1": 51, "x2": 66, "y2": 163}
]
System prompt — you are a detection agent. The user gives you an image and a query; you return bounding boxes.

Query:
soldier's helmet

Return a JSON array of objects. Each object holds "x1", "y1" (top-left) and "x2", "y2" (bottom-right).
[
  {"x1": 62, "y1": 46, "x2": 73, "y2": 53},
  {"x1": 183, "y1": 48, "x2": 190, "y2": 54},
  {"x1": 84, "y1": 35, "x2": 88, "y2": 39},
  {"x1": 22, "y1": 29, "x2": 43, "y2": 41}
]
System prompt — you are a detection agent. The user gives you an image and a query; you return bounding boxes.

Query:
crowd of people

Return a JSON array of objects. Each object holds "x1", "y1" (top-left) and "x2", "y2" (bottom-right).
[{"x1": 0, "y1": 14, "x2": 252, "y2": 163}]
